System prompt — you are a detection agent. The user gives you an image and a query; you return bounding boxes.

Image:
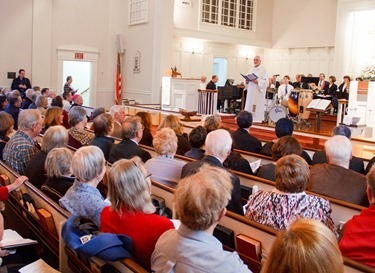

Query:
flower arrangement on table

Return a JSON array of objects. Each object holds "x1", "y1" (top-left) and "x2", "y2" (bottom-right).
[{"x1": 360, "y1": 65, "x2": 375, "y2": 80}]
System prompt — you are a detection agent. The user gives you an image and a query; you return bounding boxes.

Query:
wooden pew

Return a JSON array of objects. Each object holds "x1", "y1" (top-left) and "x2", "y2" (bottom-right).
[
  {"x1": 0, "y1": 161, "x2": 148, "y2": 273},
  {"x1": 136, "y1": 143, "x2": 365, "y2": 227},
  {"x1": 150, "y1": 179, "x2": 375, "y2": 273}
]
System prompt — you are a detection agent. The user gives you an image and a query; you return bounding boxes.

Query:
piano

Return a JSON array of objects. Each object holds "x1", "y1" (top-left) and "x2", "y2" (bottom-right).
[{"x1": 218, "y1": 79, "x2": 244, "y2": 113}]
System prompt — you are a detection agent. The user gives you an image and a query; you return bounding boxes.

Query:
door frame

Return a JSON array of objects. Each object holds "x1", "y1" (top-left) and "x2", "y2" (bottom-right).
[{"x1": 57, "y1": 45, "x2": 99, "y2": 107}]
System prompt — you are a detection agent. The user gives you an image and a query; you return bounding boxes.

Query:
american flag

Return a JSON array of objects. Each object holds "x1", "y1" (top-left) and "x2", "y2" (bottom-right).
[{"x1": 115, "y1": 53, "x2": 122, "y2": 105}]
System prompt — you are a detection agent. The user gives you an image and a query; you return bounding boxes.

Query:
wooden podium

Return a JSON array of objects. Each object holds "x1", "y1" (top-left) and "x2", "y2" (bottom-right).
[{"x1": 198, "y1": 89, "x2": 218, "y2": 115}]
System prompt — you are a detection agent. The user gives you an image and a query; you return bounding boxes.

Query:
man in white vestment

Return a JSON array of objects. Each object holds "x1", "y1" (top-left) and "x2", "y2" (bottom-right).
[{"x1": 244, "y1": 55, "x2": 269, "y2": 123}]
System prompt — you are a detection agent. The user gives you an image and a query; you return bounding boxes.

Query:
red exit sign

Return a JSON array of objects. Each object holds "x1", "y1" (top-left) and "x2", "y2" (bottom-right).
[{"x1": 75, "y1": 52, "x2": 84, "y2": 59}]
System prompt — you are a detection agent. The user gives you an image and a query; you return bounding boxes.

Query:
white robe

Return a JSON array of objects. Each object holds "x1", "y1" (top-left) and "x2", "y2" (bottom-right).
[{"x1": 244, "y1": 65, "x2": 269, "y2": 123}]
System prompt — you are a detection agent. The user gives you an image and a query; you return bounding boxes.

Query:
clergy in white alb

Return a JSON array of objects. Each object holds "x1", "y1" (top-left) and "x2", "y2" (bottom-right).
[{"x1": 244, "y1": 56, "x2": 269, "y2": 123}]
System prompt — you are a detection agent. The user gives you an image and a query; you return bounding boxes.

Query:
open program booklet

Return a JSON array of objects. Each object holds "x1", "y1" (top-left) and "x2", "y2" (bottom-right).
[{"x1": 1, "y1": 229, "x2": 37, "y2": 249}]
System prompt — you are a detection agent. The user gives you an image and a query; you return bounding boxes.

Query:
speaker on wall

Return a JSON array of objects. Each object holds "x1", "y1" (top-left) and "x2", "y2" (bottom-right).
[{"x1": 116, "y1": 34, "x2": 125, "y2": 54}]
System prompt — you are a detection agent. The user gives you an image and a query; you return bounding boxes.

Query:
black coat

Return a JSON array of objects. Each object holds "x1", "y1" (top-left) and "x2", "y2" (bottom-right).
[
  {"x1": 109, "y1": 138, "x2": 151, "y2": 164},
  {"x1": 232, "y1": 128, "x2": 262, "y2": 153},
  {"x1": 181, "y1": 155, "x2": 244, "y2": 215}
]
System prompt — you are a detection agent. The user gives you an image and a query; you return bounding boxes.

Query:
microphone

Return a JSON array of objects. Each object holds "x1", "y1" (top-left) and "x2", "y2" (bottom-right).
[{"x1": 274, "y1": 74, "x2": 280, "y2": 77}]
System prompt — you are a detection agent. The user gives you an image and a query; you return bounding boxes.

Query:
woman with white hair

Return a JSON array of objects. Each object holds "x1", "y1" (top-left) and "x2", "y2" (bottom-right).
[
  {"x1": 41, "y1": 147, "x2": 75, "y2": 203},
  {"x1": 68, "y1": 106, "x2": 93, "y2": 148},
  {"x1": 100, "y1": 157, "x2": 174, "y2": 270},
  {"x1": 59, "y1": 146, "x2": 107, "y2": 226},
  {"x1": 144, "y1": 128, "x2": 185, "y2": 184}
]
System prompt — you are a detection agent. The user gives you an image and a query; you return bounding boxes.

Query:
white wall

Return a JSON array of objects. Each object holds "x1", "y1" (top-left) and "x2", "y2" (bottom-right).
[
  {"x1": 0, "y1": 0, "x2": 33, "y2": 88},
  {"x1": 272, "y1": 0, "x2": 337, "y2": 48},
  {"x1": 172, "y1": 38, "x2": 263, "y2": 85}
]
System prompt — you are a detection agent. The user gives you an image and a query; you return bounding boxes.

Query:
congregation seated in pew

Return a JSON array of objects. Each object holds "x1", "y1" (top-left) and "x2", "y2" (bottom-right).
[
  {"x1": 135, "y1": 111, "x2": 153, "y2": 147},
  {"x1": 263, "y1": 219, "x2": 344, "y2": 273},
  {"x1": 25, "y1": 125, "x2": 68, "y2": 189},
  {"x1": 246, "y1": 154, "x2": 337, "y2": 236},
  {"x1": 0, "y1": 112, "x2": 14, "y2": 161},
  {"x1": 101, "y1": 157, "x2": 174, "y2": 270},
  {"x1": 41, "y1": 106, "x2": 64, "y2": 133},
  {"x1": 222, "y1": 126, "x2": 253, "y2": 175},
  {"x1": 308, "y1": 135, "x2": 368, "y2": 207},
  {"x1": 203, "y1": 113, "x2": 221, "y2": 134},
  {"x1": 260, "y1": 118, "x2": 312, "y2": 164},
  {"x1": 68, "y1": 106, "x2": 94, "y2": 149},
  {"x1": 144, "y1": 128, "x2": 185, "y2": 185},
  {"x1": 41, "y1": 147, "x2": 75, "y2": 203},
  {"x1": 59, "y1": 146, "x2": 108, "y2": 227},
  {"x1": 181, "y1": 129, "x2": 244, "y2": 215},
  {"x1": 108, "y1": 116, "x2": 151, "y2": 164},
  {"x1": 109, "y1": 104, "x2": 126, "y2": 139},
  {"x1": 157, "y1": 115, "x2": 191, "y2": 156},
  {"x1": 184, "y1": 125, "x2": 206, "y2": 160},
  {"x1": 312, "y1": 125, "x2": 365, "y2": 174},
  {"x1": 232, "y1": 110, "x2": 262, "y2": 154},
  {"x1": 90, "y1": 113, "x2": 115, "y2": 161},
  {"x1": 3, "y1": 109, "x2": 42, "y2": 175},
  {"x1": 257, "y1": 136, "x2": 303, "y2": 182},
  {"x1": 151, "y1": 164, "x2": 251, "y2": 273},
  {"x1": 339, "y1": 166, "x2": 375, "y2": 268}
]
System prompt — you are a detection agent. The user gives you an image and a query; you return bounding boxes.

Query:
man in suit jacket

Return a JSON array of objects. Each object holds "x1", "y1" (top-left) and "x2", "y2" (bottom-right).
[
  {"x1": 292, "y1": 74, "x2": 309, "y2": 89},
  {"x1": 109, "y1": 105, "x2": 126, "y2": 139},
  {"x1": 108, "y1": 116, "x2": 151, "y2": 164},
  {"x1": 308, "y1": 136, "x2": 368, "y2": 207},
  {"x1": 318, "y1": 73, "x2": 329, "y2": 94},
  {"x1": 232, "y1": 110, "x2": 261, "y2": 153},
  {"x1": 206, "y1": 75, "x2": 218, "y2": 90},
  {"x1": 312, "y1": 125, "x2": 365, "y2": 174},
  {"x1": 181, "y1": 129, "x2": 244, "y2": 215}
]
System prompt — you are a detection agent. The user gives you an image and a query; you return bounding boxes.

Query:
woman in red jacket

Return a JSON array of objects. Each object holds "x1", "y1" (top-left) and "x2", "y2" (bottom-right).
[{"x1": 100, "y1": 157, "x2": 174, "y2": 270}]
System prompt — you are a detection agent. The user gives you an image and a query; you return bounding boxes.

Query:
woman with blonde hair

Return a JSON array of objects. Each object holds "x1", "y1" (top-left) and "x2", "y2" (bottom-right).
[
  {"x1": 35, "y1": 95, "x2": 48, "y2": 116},
  {"x1": 144, "y1": 128, "x2": 185, "y2": 184},
  {"x1": 135, "y1": 111, "x2": 153, "y2": 146},
  {"x1": 263, "y1": 219, "x2": 344, "y2": 273},
  {"x1": 42, "y1": 106, "x2": 64, "y2": 133},
  {"x1": 100, "y1": 157, "x2": 174, "y2": 270},
  {"x1": 157, "y1": 115, "x2": 191, "y2": 155}
]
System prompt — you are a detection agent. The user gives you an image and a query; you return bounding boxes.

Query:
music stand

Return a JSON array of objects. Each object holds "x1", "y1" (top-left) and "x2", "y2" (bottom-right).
[{"x1": 301, "y1": 77, "x2": 319, "y2": 85}]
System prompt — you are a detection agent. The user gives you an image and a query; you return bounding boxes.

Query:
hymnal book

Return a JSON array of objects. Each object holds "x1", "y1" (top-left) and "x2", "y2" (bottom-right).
[
  {"x1": 19, "y1": 259, "x2": 60, "y2": 273},
  {"x1": 236, "y1": 234, "x2": 261, "y2": 261},
  {"x1": 213, "y1": 224, "x2": 235, "y2": 250},
  {"x1": 0, "y1": 174, "x2": 10, "y2": 186},
  {"x1": 240, "y1": 73, "x2": 258, "y2": 82},
  {"x1": 306, "y1": 99, "x2": 331, "y2": 111},
  {"x1": 37, "y1": 208, "x2": 57, "y2": 237},
  {"x1": 1, "y1": 229, "x2": 37, "y2": 249}
]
